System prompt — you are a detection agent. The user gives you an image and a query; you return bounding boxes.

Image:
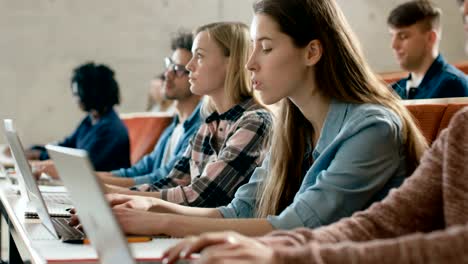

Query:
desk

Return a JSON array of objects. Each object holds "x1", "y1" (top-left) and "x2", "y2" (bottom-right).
[{"x1": 0, "y1": 181, "x2": 185, "y2": 263}]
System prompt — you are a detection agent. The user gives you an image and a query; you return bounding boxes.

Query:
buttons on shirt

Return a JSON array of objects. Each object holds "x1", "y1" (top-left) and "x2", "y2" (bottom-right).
[{"x1": 408, "y1": 87, "x2": 418, "y2": 99}]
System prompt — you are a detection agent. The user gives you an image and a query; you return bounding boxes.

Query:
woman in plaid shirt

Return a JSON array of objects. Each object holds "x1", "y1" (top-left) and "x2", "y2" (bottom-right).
[{"x1": 105, "y1": 22, "x2": 273, "y2": 208}]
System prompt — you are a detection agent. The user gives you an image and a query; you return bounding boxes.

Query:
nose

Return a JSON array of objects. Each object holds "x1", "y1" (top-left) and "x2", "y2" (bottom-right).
[
  {"x1": 185, "y1": 56, "x2": 195, "y2": 73},
  {"x1": 391, "y1": 36, "x2": 399, "y2": 51},
  {"x1": 245, "y1": 50, "x2": 258, "y2": 73}
]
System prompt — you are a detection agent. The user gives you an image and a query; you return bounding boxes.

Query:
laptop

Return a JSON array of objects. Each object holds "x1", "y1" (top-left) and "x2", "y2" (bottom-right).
[
  {"x1": 2, "y1": 120, "x2": 85, "y2": 242},
  {"x1": 47, "y1": 145, "x2": 166, "y2": 264},
  {"x1": 4, "y1": 119, "x2": 84, "y2": 243},
  {"x1": 2, "y1": 119, "x2": 72, "y2": 210}
]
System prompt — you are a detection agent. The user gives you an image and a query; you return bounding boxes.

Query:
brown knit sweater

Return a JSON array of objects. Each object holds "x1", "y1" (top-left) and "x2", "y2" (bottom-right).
[{"x1": 264, "y1": 107, "x2": 468, "y2": 264}]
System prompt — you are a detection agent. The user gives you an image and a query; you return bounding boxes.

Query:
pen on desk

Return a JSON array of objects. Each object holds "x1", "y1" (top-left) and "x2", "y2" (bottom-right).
[{"x1": 83, "y1": 236, "x2": 152, "y2": 245}]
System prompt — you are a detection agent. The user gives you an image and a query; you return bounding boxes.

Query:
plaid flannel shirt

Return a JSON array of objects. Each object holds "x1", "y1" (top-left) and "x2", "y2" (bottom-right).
[{"x1": 148, "y1": 97, "x2": 272, "y2": 207}]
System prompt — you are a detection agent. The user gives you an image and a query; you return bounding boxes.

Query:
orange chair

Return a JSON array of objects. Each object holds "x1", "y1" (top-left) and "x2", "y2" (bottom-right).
[
  {"x1": 436, "y1": 103, "x2": 468, "y2": 136},
  {"x1": 404, "y1": 98, "x2": 468, "y2": 144},
  {"x1": 121, "y1": 113, "x2": 173, "y2": 165},
  {"x1": 405, "y1": 104, "x2": 446, "y2": 144},
  {"x1": 454, "y1": 60, "x2": 468, "y2": 75}
]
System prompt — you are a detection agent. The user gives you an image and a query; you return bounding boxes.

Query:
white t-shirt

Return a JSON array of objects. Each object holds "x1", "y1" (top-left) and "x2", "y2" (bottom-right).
[
  {"x1": 406, "y1": 74, "x2": 424, "y2": 98},
  {"x1": 160, "y1": 123, "x2": 184, "y2": 165}
]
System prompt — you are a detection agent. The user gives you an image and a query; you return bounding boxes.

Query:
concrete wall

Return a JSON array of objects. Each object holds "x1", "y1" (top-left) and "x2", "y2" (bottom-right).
[{"x1": 0, "y1": 0, "x2": 465, "y2": 145}]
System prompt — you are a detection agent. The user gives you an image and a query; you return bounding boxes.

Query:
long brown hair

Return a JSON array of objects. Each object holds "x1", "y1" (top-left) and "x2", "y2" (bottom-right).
[{"x1": 254, "y1": 0, "x2": 428, "y2": 218}]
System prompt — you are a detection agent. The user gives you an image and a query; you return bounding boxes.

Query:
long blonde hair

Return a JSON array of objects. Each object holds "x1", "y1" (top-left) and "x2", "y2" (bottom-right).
[
  {"x1": 194, "y1": 22, "x2": 257, "y2": 116},
  {"x1": 255, "y1": 0, "x2": 428, "y2": 218}
]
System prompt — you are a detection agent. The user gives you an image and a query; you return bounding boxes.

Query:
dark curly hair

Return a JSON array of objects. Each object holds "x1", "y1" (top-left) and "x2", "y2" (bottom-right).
[{"x1": 71, "y1": 62, "x2": 120, "y2": 114}]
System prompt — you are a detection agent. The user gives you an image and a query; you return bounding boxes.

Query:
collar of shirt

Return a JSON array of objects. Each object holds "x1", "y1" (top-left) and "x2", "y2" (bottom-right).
[
  {"x1": 406, "y1": 54, "x2": 446, "y2": 90},
  {"x1": 84, "y1": 108, "x2": 117, "y2": 127},
  {"x1": 171, "y1": 102, "x2": 202, "y2": 131},
  {"x1": 204, "y1": 97, "x2": 254, "y2": 124},
  {"x1": 314, "y1": 99, "x2": 349, "y2": 158},
  {"x1": 405, "y1": 76, "x2": 423, "y2": 97}
]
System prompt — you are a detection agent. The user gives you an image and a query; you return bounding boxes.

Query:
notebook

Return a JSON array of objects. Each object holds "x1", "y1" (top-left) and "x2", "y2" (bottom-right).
[
  {"x1": 47, "y1": 145, "x2": 195, "y2": 264},
  {"x1": 2, "y1": 119, "x2": 72, "y2": 219}
]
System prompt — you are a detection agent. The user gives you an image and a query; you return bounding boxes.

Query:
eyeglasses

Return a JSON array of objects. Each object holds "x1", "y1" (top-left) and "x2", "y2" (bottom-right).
[{"x1": 164, "y1": 57, "x2": 190, "y2": 77}]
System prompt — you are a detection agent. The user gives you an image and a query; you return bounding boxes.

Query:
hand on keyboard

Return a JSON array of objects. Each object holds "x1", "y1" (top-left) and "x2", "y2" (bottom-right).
[
  {"x1": 31, "y1": 160, "x2": 60, "y2": 180},
  {"x1": 107, "y1": 193, "x2": 156, "y2": 211},
  {"x1": 68, "y1": 208, "x2": 83, "y2": 231}
]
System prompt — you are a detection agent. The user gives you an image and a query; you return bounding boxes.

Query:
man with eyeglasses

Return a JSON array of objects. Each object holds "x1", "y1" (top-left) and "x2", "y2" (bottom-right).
[{"x1": 97, "y1": 32, "x2": 202, "y2": 188}]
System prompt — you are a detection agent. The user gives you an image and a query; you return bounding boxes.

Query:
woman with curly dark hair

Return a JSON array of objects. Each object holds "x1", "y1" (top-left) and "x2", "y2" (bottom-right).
[{"x1": 29, "y1": 62, "x2": 130, "y2": 174}]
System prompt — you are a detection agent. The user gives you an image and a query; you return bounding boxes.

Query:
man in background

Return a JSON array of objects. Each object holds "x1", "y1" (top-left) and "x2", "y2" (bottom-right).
[
  {"x1": 97, "y1": 32, "x2": 202, "y2": 187},
  {"x1": 388, "y1": 0, "x2": 468, "y2": 99}
]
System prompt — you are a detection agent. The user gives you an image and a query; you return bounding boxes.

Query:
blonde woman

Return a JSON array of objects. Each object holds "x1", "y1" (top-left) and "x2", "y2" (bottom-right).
[
  {"x1": 102, "y1": 22, "x2": 272, "y2": 209},
  {"x1": 106, "y1": 1, "x2": 427, "y2": 238}
]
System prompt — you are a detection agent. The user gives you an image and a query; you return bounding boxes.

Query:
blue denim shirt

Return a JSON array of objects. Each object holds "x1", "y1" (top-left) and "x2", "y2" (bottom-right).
[
  {"x1": 392, "y1": 54, "x2": 468, "y2": 99},
  {"x1": 111, "y1": 103, "x2": 202, "y2": 185},
  {"x1": 218, "y1": 100, "x2": 408, "y2": 230}
]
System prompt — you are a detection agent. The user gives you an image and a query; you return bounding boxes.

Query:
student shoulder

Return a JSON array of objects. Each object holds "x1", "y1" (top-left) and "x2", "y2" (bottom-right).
[{"x1": 346, "y1": 103, "x2": 402, "y2": 132}]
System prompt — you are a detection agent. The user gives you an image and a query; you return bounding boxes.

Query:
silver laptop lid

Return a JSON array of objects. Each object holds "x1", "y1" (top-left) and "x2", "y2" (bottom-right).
[
  {"x1": 3, "y1": 119, "x2": 30, "y2": 200},
  {"x1": 46, "y1": 145, "x2": 136, "y2": 264},
  {"x1": 2, "y1": 119, "x2": 59, "y2": 239}
]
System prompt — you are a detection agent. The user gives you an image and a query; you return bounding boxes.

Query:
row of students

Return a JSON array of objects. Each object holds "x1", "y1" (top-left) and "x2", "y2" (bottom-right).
[
  {"x1": 67, "y1": 0, "x2": 429, "y2": 241},
  {"x1": 157, "y1": 0, "x2": 468, "y2": 263},
  {"x1": 35, "y1": 0, "x2": 467, "y2": 261},
  {"x1": 31, "y1": 25, "x2": 271, "y2": 211},
  {"x1": 100, "y1": 23, "x2": 273, "y2": 207},
  {"x1": 23, "y1": 0, "x2": 466, "y2": 181}
]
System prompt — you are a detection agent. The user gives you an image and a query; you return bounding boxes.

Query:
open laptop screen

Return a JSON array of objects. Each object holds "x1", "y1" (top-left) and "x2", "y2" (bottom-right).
[{"x1": 46, "y1": 145, "x2": 136, "y2": 264}]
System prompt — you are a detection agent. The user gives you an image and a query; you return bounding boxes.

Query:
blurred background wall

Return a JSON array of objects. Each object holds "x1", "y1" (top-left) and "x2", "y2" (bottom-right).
[{"x1": 0, "y1": 0, "x2": 465, "y2": 145}]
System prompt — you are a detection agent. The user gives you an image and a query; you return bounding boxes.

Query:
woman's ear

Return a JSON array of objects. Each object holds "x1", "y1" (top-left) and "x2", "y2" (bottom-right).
[{"x1": 304, "y1": 40, "x2": 323, "y2": 66}]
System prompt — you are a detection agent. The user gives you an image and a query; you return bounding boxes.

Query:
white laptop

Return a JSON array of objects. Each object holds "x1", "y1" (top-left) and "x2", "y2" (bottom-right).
[
  {"x1": 47, "y1": 145, "x2": 147, "y2": 263},
  {"x1": 2, "y1": 120, "x2": 88, "y2": 242},
  {"x1": 2, "y1": 119, "x2": 72, "y2": 210},
  {"x1": 47, "y1": 145, "x2": 194, "y2": 264}
]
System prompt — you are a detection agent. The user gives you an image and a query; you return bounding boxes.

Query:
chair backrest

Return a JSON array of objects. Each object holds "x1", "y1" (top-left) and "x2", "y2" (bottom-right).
[
  {"x1": 403, "y1": 98, "x2": 468, "y2": 144},
  {"x1": 120, "y1": 113, "x2": 173, "y2": 165},
  {"x1": 454, "y1": 60, "x2": 468, "y2": 75},
  {"x1": 405, "y1": 104, "x2": 446, "y2": 144},
  {"x1": 436, "y1": 104, "x2": 468, "y2": 136}
]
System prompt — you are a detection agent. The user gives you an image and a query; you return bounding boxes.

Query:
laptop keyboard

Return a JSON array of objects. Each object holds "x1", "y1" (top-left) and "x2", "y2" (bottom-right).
[
  {"x1": 51, "y1": 217, "x2": 85, "y2": 243},
  {"x1": 44, "y1": 192, "x2": 72, "y2": 205}
]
